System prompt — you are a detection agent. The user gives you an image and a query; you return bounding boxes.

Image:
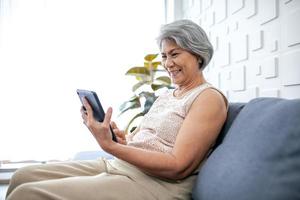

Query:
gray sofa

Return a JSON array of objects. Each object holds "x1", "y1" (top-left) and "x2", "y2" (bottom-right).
[
  {"x1": 75, "y1": 97, "x2": 300, "y2": 199},
  {"x1": 193, "y1": 97, "x2": 300, "y2": 200}
]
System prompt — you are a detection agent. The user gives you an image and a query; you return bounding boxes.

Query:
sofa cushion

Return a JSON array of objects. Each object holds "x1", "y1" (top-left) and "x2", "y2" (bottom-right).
[
  {"x1": 212, "y1": 102, "x2": 245, "y2": 151},
  {"x1": 192, "y1": 97, "x2": 300, "y2": 200}
]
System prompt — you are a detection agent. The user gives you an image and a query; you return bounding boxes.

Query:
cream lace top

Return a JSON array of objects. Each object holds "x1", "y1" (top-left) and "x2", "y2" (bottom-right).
[{"x1": 127, "y1": 82, "x2": 225, "y2": 153}]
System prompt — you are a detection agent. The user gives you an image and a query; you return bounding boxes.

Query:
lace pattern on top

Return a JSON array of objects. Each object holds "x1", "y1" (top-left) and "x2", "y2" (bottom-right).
[{"x1": 127, "y1": 82, "x2": 221, "y2": 153}]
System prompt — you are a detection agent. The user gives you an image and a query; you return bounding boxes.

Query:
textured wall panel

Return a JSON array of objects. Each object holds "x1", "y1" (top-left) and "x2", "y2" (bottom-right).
[
  {"x1": 207, "y1": 70, "x2": 220, "y2": 88},
  {"x1": 229, "y1": 21, "x2": 239, "y2": 33},
  {"x1": 229, "y1": 86, "x2": 258, "y2": 102},
  {"x1": 202, "y1": 0, "x2": 213, "y2": 11},
  {"x1": 228, "y1": 0, "x2": 244, "y2": 14},
  {"x1": 244, "y1": 0, "x2": 257, "y2": 18},
  {"x1": 259, "y1": 0, "x2": 278, "y2": 25},
  {"x1": 179, "y1": 0, "x2": 300, "y2": 101},
  {"x1": 262, "y1": 57, "x2": 278, "y2": 79},
  {"x1": 216, "y1": 39, "x2": 230, "y2": 67},
  {"x1": 213, "y1": 36, "x2": 219, "y2": 51},
  {"x1": 188, "y1": 0, "x2": 193, "y2": 8},
  {"x1": 282, "y1": 51, "x2": 300, "y2": 86},
  {"x1": 281, "y1": 85, "x2": 300, "y2": 99},
  {"x1": 284, "y1": 9, "x2": 300, "y2": 47},
  {"x1": 232, "y1": 34, "x2": 248, "y2": 62},
  {"x1": 255, "y1": 64, "x2": 261, "y2": 76},
  {"x1": 251, "y1": 30, "x2": 263, "y2": 51},
  {"x1": 214, "y1": 0, "x2": 227, "y2": 23},
  {"x1": 219, "y1": 69, "x2": 231, "y2": 91},
  {"x1": 231, "y1": 66, "x2": 246, "y2": 91},
  {"x1": 268, "y1": 39, "x2": 278, "y2": 52},
  {"x1": 260, "y1": 89, "x2": 280, "y2": 97},
  {"x1": 207, "y1": 10, "x2": 215, "y2": 26},
  {"x1": 189, "y1": 0, "x2": 201, "y2": 18},
  {"x1": 284, "y1": 0, "x2": 293, "y2": 4},
  {"x1": 245, "y1": 86, "x2": 259, "y2": 99}
]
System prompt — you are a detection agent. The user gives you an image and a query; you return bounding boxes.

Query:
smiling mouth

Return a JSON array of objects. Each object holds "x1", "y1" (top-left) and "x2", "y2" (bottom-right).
[{"x1": 169, "y1": 69, "x2": 182, "y2": 78}]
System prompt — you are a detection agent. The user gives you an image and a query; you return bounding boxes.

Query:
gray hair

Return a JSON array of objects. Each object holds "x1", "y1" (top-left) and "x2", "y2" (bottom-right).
[{"x1": 157, "y1": 19, "x2": 213, "y2": 70}]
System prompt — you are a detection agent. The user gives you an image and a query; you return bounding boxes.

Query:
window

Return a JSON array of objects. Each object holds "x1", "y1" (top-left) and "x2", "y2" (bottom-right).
[{"x1": 0, "y1": 0, "x2": 165, "y2": 162}]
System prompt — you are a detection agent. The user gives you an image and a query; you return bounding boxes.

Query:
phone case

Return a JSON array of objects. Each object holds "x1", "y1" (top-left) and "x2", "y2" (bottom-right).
[{"x1": 76, "y1": 89, "x2": 117, "y2": 142}]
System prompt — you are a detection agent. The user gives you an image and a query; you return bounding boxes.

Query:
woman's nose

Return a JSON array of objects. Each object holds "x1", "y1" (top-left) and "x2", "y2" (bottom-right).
[{"x1": 164, "y1": 57, "x2": 174, "y2": 69}]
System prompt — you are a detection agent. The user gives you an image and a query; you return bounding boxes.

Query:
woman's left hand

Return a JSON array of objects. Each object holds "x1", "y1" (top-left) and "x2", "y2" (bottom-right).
[{"x1": 80, "y1": 97, "x2": 114, "y2": 151}]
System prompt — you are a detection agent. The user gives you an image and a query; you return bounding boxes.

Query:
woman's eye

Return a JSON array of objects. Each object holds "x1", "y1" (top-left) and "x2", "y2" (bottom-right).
[{"x1": 171, "y1": 53, "x2": 178, "y2": 57}]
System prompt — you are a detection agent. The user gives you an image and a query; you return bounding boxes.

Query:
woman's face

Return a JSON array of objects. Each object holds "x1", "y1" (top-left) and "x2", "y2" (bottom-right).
[{"x1": 161, "y1": 39, "x2": 201, "y2": 86}]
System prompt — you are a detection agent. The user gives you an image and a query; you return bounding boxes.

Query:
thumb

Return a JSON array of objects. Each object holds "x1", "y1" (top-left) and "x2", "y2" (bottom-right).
[{"x1": 103, "y1": 107, "x2": 113, "y2": 126}]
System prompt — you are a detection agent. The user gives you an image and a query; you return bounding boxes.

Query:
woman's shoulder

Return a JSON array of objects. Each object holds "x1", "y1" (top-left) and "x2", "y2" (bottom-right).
[
  {"x1": 200, "y1": 85, "x2": 228, "y2": 109},
  {"x1": 184, "y1": 83, "x2": 228, "y2": 114},
  {"x1": 192, "y1": 86, "x2": 228, "y2": 112}
]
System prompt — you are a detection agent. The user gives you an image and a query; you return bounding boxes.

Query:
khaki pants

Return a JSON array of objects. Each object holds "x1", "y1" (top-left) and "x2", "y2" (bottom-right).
[{"x1": 6, "y1": 158, "x2": 196, "y2": 200}]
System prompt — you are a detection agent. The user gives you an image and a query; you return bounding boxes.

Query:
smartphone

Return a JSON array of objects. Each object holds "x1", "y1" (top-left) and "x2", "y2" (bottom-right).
[{"x1": 76, "y1": 89, "x2": 117, "y2": 142}]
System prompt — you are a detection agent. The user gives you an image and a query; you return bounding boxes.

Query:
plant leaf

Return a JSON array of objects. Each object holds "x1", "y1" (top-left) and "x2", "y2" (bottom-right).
[
  {"x1": 155, "y1": 76, "x2": 171, "y2": 84},
  {"x1": 139, "y1": 92, "x2": 157, "y2": 114},
  {"x1": 144, "y1": 54, "x2": 158, "y2": 62},
  {"x1": 151, "y1": 61, "x2": 161, "y2": 68},
  {"x1": 153, "y1": 69, "x2": 166, "y2": 72},
  {"x1": 144, "y1": 61, "x2": 161, "y2": 70},
  {"x1": 151, "y1": 84, "x2": 166, "y2": 91},
  {"x1": 128, "y1": 95, "x2": 139, "y2": 102},
  {"x1": 125, "y1": 112, "x2": 144, "y2": 133},
  {"x1": 119, "y1": 96, "x2": 141, "y2": 116},
  {"x1": 151, "y1": 83, "x2": 174, "y2": 91},
  {"x1": 136, "y1": 75, "x2": 151, "y2": 82},
  {"x1": 129, "y1": 126, "x2": 137, "y2": 133},
  {"x1": 125, "y1": 67, "x2": 150, "y2": 76},
  {"x1": 132, "y1": 81, "x2": 148, "y2": 92}
]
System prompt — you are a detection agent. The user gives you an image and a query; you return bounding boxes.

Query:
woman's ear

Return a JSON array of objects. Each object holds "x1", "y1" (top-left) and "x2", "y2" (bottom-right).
[{"x1": 198, "y1": 58, "x2": 203, "y2": 69}]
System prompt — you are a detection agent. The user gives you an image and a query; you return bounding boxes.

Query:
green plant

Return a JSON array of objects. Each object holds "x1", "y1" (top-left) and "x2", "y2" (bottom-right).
[{"x1": 119, "y1": 53, "x2": 173, "y2": 133}]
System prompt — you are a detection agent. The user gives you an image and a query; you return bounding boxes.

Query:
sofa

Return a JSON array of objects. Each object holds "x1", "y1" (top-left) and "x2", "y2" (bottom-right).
[{"x1": 75, "y1": 97, "x2": 300, "y2": 200}]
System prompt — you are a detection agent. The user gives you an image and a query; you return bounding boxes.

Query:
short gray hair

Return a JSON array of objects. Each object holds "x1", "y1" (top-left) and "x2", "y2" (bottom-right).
[{"x1": 157, "y1": 19, "x2": 213, "y2": 70}]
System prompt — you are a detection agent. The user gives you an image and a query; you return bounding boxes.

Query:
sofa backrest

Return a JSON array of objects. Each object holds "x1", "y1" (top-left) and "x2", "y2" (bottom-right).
[
  {"x1": 212, "y1": 102, "x2": 246, "y2": 151},
  {"x1": 192, "y1": 97, "x2": 300, "y2": 200}
]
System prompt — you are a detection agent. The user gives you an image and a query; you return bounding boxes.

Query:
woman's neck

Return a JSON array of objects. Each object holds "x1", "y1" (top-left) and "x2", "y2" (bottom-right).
[{"x1": 174, "y1": 76, "x2": 207, "y2": 97}]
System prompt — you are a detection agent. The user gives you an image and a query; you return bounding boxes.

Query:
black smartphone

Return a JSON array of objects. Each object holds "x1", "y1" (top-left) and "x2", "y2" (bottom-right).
[{"x1": 76, "y1": 89, "x2": 117, "y2": 142}]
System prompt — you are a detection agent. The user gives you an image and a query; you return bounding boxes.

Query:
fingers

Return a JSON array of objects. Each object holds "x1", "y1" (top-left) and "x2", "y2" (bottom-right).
[
  {"x1": 103, "y1": 107, "x2": 113, "y2": 127},
  {"x1": 80, "y1": 106, "x2": 87, "y2": 124},
  {"x1": 82, "y1": 97, "x2": 93, "y2": 120},
  {"x1": 111, "y1": 121, "x2": 118, "y2": 129},
  {"x1": 114, "y1": 129, "x2": 125, "y2": 139},
  {"x1": 116, "y1": 137, "x2": 127, "y2": 145},
  {"x1": 80, "y1": 101, "x2": 113, "y2": 138},
  {"x1": 81, "y1": 98, "x2": 96, "y2": 126},
  {"x1": 111, "y1": 121, "x2": 122, "y2": 137},
  {"x1": 110, "y1": 121, "x2": 127, "y2": 145}
]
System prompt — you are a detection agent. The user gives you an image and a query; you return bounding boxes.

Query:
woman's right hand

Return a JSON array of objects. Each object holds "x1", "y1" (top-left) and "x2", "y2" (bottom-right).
[{"x1": 111, "y1": 121, "x2": 127, "y2": 145}]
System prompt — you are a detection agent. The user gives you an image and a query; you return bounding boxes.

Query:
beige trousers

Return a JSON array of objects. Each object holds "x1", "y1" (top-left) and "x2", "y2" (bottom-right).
[{"x1": 6, "y1": 158, "x2": 196, "y2": 200}]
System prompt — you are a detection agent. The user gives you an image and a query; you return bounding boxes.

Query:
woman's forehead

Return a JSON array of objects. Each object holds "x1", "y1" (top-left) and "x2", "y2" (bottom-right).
[{"x1": 161, "y1": 40, "x2": 181, "y2": 53}]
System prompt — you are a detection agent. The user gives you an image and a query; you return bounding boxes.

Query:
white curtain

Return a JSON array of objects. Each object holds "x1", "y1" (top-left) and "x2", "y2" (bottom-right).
[{"x1": 0, "y1": 0, "x2": 165, "y2": 161}]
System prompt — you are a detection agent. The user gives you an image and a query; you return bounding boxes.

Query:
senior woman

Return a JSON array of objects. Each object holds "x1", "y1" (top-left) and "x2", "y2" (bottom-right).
[{"x1": 6, "y1": 19, "x2": 227, "y2": 200}]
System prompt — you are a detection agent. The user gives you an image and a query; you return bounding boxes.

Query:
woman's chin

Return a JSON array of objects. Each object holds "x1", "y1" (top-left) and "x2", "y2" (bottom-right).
[{"x1": 171, "y1": 78, "x2": 181, "y2": 85}]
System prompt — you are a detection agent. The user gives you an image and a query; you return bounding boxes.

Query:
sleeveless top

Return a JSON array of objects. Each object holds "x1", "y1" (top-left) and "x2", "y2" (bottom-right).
[{"x1": 127, "y1": 82, "x2": 227, "y2": 153}]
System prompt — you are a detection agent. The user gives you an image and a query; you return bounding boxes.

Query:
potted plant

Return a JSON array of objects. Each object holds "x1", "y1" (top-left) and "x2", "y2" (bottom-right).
[{"x1": 119, "y1": 53, "x2": 173, "y2": 133}]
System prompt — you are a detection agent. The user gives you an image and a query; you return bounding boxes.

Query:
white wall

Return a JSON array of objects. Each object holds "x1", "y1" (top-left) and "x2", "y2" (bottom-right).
[
  {"x1": 0, "y1": 0, "x2": 165, "y2": 161},
  {"x1": 165, "y1": 0, "x2": 300, "y2": 102}
]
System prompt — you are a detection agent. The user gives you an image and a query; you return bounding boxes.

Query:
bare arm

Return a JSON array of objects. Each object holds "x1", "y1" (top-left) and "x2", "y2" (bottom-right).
[{"x1": 81, "y1": 89, "x2": 227, "y2": 180}]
